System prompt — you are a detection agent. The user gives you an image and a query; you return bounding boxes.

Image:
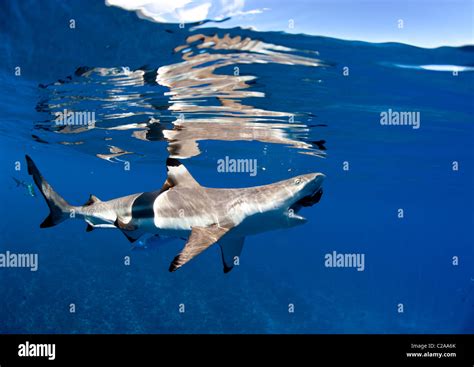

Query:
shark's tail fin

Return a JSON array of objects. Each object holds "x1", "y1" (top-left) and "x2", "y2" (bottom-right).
[{"x1": 25, "y1": 155, "x2": 72, "y2": 228}]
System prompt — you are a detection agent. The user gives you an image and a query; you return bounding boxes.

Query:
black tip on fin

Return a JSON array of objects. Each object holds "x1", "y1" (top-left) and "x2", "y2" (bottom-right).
[
  {"x1": 166, "y1": 157, "x2": 181, "y2": 167},
  {"x1": 84, "y1": 194, "x2": 100, "y2": 206},
  {"x1": 169, "y1": 256, "x2": 181, "y2": 272},
  {"x1": 86, "y1": 224, "x2": 94, "y2": 232},
  {"x1": 25, "y1": 155, "x2": 35, "y2": 175},
  {"x1": 123, "y1": 232, "x2": 138, "y2": 243},
  {"x1": 223, "y1": 265, "x2": 233, "y2": 274},
  {"x1": 312, "y1": 140, "x2": 327, "y2": 151},
  {"x1": 40, "y1": 215, "x2": 55, "y2": 228}
]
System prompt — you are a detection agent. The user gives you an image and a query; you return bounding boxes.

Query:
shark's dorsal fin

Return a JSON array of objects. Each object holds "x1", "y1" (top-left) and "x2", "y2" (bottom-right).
[
  {"x1": 219, "y1": 237, "x2": 245, "y2": 273},
  {"x1": 165, "y1": 158, "x2": 200, "y2": 188},
  {"x1": 169, "y1": 224, "x2": 231, "y2": 272},
  {"x1": 84, "y1": 194, "x2": 101, "y2": 206}
]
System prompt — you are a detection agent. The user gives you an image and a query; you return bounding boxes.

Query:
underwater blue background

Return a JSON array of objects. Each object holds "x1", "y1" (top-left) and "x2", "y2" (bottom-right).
[{"x1": 0, "y1": 0, "x2": 473, "y2": 333}]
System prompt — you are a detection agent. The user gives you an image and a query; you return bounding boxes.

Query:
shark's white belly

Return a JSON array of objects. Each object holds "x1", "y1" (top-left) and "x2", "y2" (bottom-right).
[
  {"x1": 232, "y1": 208, "x2": 301, "y2": 237},
  {"x1": 134, "y1": 217, "x2": 191, "y2": 238}
]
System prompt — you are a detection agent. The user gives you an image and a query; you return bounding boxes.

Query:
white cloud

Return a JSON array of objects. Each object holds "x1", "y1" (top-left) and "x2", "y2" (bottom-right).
[{"x1": 105, "y1": 0, "x2": 264, "y2": 23}]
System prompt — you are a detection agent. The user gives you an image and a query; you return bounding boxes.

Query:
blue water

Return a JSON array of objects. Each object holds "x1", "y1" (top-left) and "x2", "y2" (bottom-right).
[{"x1": 0, "y1": 0, "x2": 473, "y2": 334}]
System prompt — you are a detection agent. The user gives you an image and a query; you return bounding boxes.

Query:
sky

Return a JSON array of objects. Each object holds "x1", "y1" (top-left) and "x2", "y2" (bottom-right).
[{"x1": 106, "y1": 0, "x2": 474, "y2": 48}]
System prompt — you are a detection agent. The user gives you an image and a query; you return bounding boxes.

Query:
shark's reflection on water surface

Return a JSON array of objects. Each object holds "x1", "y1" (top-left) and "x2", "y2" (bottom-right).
[{"x1": 35, "y1": 32, "x2": 329, "y2": 161}]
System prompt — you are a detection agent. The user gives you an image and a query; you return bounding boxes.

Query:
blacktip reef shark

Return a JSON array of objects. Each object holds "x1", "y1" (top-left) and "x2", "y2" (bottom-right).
[{"x1": 25, "y1": 155, "x2": 325, "y2": 273}]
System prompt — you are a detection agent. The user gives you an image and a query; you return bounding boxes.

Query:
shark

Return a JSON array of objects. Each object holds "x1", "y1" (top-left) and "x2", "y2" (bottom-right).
[{"x1": 25, "y1": 155, "x2": 325, "y2": 272}]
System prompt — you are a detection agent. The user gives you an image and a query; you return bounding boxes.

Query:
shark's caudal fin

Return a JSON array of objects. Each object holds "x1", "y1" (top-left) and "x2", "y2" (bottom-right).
[{"x1": 25, "y1": 155, "x2": 72, "y2": 228}]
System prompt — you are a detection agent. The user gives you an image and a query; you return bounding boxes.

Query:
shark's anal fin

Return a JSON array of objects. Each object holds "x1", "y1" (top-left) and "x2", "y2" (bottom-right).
[
  {"x1": 169, "y1": 224, "x2": 231, "y2": 272},
  {"x1": 114, "y1": 216, "x2": 141, "y2": 243},
  {"x1": 219, "y1": 237, "x2": 245, "y2": 273},
  {"x1": 84, "y1": 194, "x2": 101, "y2": 206}
]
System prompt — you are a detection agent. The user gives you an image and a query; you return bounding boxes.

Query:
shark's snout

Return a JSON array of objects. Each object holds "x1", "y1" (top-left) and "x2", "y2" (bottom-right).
[
  {"x1": 293, "y1": 172, "x2": 325, "y2": 208},
  {"x1": 301, "y1": 172, "x2": 325, "y2": 192},
  {"x1": 310, "y1": 172, "x2": 325, "y2": 188}
]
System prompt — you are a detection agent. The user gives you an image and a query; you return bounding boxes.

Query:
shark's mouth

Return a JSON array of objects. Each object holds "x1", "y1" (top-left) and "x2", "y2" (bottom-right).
[{"x1": 294, "y1": 188, "x2": 323, "y2": 208}]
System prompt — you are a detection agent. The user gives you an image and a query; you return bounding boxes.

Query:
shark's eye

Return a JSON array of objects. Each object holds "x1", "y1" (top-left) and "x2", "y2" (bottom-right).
[{"x1": 294, "y1": 178, "x2": 301, "y2": 185}]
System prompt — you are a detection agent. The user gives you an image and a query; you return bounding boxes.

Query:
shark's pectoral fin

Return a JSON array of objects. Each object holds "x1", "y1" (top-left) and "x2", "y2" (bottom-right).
[
  {"x1": 86, "y1": 223, "x2": 94, "y2": 232},
  {"x1": 114, "y1": 217, "x2": 142, "y2": 243},
  {"x1": 219, "y1": 237, "x2": 245, "y2": 273},
  {"x1": 169, "y1": 224, "x2": 231, "y2": 272}
]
